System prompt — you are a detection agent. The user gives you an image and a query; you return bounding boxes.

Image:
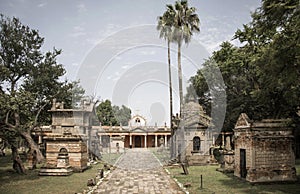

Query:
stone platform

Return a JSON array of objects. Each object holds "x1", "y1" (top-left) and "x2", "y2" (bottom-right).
[{"x1": 39, "y1": 166, "x2": 73, "y2": 176}]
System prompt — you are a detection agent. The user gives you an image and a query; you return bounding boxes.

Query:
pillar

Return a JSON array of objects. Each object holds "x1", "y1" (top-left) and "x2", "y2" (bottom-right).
[
  {"x1": 129, "y1": 135, "x2": 132, "y2": 148},
  {"x1": 212, "y1": 135, "x2": 215, "y2": 146},
  {"x1": 38, "y1": 135, "x2": 43, "y2": 144},
  {"x1": 155, "y1": 135, "x2": 158, "y2": 147},
  {"x1": 109, "y1": 134, "x2": 112, "y2": 153},
  {"x1": 144, "y1": 135, "x2": 147, "y2": 148},
  {"x1": 222, "y1": 132, "x2": 225, "y2": 148},
  {"x1": 164, "y1": 135, "x2": 167, "y2": 147}
]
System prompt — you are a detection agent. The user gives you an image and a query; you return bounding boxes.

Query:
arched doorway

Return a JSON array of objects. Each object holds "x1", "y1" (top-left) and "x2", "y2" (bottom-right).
[
  {"x1": 193, "y1": 136, "x2": 201, "y2": 152},
  {"x1": 134, "y1": 136, "x2": 141, "y2": 148}
]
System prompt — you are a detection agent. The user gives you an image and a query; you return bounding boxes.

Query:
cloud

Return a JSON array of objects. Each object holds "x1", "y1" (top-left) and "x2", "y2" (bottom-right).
[
  {"x1": 70, "y1": 25, "x2": 86, "y2": 38},
  {"x1": 77, "y1": 2, "x2": 87, "y2": 13},
  {"x1": 37, "y1": 2, "x2": 47, "y2": 8}
]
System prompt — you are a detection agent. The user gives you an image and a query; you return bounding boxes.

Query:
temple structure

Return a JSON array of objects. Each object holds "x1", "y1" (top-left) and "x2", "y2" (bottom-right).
[
  {"x1": 233, "y1": 113, "x2": 297, "y2": 183},
  {"x1": 173, "y1": 100, "x2": 214, "y2": 165},
  {"x1": 36, "y1": 99, "x2": 217, "y2": 174},
  {"x1": 39, "y1": 99, "x2": 96, "y2": 175},
  {"x1": 95, "y1": 115, "x2": 171, "y2": 153}
]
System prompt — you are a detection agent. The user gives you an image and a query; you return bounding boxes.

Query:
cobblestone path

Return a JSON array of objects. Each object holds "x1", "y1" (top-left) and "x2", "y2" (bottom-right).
[{"x1": 94, "y1": 148, "x2": 184, "y2": 194}]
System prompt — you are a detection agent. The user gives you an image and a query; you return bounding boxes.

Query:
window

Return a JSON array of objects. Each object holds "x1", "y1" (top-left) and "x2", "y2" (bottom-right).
[
  {"x1": 193, "y1": 136, "x2": 201, "y2": 152},
  {"x1": 135, "y1": 118, "x2": 140, "y2": 123}
]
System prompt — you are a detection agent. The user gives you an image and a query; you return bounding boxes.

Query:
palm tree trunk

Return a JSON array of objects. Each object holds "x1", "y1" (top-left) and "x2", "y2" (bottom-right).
[
  {"x1": 177, "y1": 41, "x2": 184, "y2": 117},
  {"x1": 168, "y1": 40, "x2": 175, "y2": 158},
  {"x1": 168, "y1": 39, "x2": 173, "y2": 127}
]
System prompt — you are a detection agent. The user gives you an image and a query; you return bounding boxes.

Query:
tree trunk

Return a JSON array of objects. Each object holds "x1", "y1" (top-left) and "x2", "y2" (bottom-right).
[
  {"x1": 168, "y1": 40, "x2": 173, "y2": 127},
  {"x1": 20, "y1": 131, "x2": 44, "y2": 163},
  {"x1": 177, "y1": 41, "x2": 184, "y2": 117},
  {"x1": 11, "y1": 145, "x2": 26, "y2": 174},
  {"x1": 168, "y1": 40, "x2": 175, "y2": 158}
]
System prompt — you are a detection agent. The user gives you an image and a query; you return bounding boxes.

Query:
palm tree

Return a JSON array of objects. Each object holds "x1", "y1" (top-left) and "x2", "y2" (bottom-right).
[
  {"x1": 172, "y1": 0, "x2": 200, "y2": 117},
  {"x1": 157, "y1": 6, "x2": 175, "y2": 129}
]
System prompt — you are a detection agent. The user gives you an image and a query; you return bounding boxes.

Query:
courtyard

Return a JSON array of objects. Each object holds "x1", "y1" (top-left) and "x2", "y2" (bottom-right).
[{"x1": 1, "y1": 148, "x2": 300, "y2": 194}]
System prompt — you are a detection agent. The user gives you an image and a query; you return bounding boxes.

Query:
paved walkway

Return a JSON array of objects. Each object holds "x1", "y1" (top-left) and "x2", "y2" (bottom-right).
[{"x1": 94, "y1": 148, "x2": 184, "y2": 194}]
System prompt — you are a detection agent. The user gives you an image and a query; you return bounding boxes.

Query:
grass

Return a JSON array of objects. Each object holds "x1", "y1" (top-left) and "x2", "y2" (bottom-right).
[
  {"x1": 0, "y1": 152, "x2": 122, "y2": 194},
  {"x1": 167, "y1": 160, "x2": 300, "y2": 194}
]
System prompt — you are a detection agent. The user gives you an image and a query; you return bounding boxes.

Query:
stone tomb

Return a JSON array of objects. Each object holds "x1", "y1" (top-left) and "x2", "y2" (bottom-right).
[
  {"x1": 233, "y1": 113, "x2": 297, "y2": 183},
  {"x1": 39, "y1": 99, "x2": 95, "y2": 175},
  {"x1": 42, "y1": 134, "x2": 88, "y2": 172}
]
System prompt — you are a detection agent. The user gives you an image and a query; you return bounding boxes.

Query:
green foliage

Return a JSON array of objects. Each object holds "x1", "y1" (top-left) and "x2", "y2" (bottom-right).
[
  {"x1": 96, "y1": 100, "x2": 117, "y2": 126},
  {"x1": 112, "y1": 105, "x2": 131, "y2": 126},
  {"x1": 0, "y1": 15, "x2": 86, "y2": 163},
  {"x1": 160, "y1": 0, "x2": 200, "y2": 116},
  {"x1": 171, "y1": 0, "x2": 200, "y2": 45},
  {"x1": 188, "y1": 0, "x2": 300, "y2": 131},
  {"x1": 96, "y1": 100, "x2": 131, "y2": 126}
]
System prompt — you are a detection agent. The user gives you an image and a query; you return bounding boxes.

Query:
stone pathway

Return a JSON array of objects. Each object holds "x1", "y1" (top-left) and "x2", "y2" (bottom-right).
[{"x1": 94, "y1": 148, "x2": 184, "y2": 194}]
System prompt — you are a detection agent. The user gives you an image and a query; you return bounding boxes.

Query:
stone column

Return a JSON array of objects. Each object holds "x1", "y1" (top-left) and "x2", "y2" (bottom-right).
[
  {"x1": 38, "y1": 135, "x2": 43, "y2": 144},
  {"x1": 164, "y1": 135, "x2": 167, "y2": 147},
  {"x1": 222, "y1": 132, "x2": 225, "y2": 148},
  {"x1": 155, "y1": 135, "x2": 158, "y2": 147},
  {"x1": 144, "y1": 135, "x2": 147, "y2": 148},
  {"x1": 109, "y1": 134, "x2": 112, "y2": 153},
  {"x1": 99, "y1": 135, "x2": 102, "y2": 152},
  {"x1": 129, "y1": 135, "x2": 132, "y2": 148},
  {"x1": 212, "y1": 135, "x2": 215, "y2": 146},
  {"x1": 204, "y1": 137, "x2": 207, "y2": 153}
]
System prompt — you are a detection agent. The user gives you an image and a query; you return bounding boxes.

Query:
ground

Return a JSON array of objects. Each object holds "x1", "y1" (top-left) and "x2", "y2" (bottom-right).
[
  {"x1": 0, "y1": 149, "x2": 300, "y2": 194},
  {"x1": 94, "y1": 148, "x2": 184, "y2": 194},
  {"x1": 167, "y1": 160, "x2": 300, "y2": 194},
  {"x1": 0, "y1": 152, "x2": 120, "y2": 194}
]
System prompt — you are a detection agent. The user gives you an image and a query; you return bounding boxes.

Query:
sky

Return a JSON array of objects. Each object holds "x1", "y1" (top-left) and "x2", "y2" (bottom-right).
[{"x1": 0, "y1": 0, "x2": 261, "y2": 126}]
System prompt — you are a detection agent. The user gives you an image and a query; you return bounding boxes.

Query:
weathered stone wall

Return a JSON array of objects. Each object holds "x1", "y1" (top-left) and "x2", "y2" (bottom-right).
[
  {"x1": 234, "y1": 131, "x2": 253, "y2": 178},
  {"x1": 185, "y1": 130, "x2": 213, "y2": 165},
  {"x1": 233, "y1": 113, "x2": 297, "y2": 183},
  {"x1": 45, "y1": 140, "x2": 88, "y2": 171}
]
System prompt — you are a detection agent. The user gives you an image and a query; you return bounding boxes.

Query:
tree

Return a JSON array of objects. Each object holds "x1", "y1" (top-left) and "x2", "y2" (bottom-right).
[
  {"x1": 234, "y1": 0, "x2": 300, "y2": 119},
  {"x1": 112, "y1": 105, "x2": 131, "y2": 126},
  {"x1": 157, "y1": 4, "x2": 175, "y2": 129},
  {"x1": 96, "y1": 100, "x2": 117, "y2": 126},
  {"x1": 96, "y1": 100, "x2": 132, "y2": 126},
  {"x1": 171, "y1": 0, "x2": 200, "y2": 116},
  {"x1": 189, "y1": 0, "x2": 300, "y2": 132},
  {"x1": 0, "y1": 15, "x2": 80, "y2": 173}
]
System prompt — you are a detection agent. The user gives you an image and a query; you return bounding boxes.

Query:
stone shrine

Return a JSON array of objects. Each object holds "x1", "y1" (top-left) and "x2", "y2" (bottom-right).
[
  {"x1": 233, "y1": 113, "x2": 297, "y2": 183},
  {"x1": 39, "y1": 99, "x2": 96, "y2": 175},
  {"x1": 173, "y1": 100, "x2": 214, "y2": 165}
]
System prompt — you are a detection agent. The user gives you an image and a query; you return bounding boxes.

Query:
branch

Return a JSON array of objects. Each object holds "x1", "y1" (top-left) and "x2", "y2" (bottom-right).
[
  {"x1": 33, "y1": 101, "x2": 49, "y2": 127},
  {"x1": 14, "y1": 112, "x2": 20, "y2": 127},
  {"x1": 5, "y1": 111, "x2": 16, "y2": 129}
]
